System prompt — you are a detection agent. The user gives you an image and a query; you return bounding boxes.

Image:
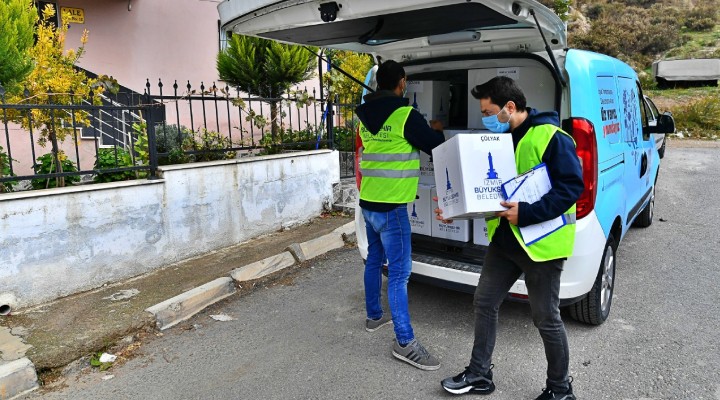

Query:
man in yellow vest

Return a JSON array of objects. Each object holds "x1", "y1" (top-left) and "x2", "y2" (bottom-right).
[
  {"x1": 355, "y1": 60, "x2": 445, "y2": 370},
  {"x1": 438, "y1": 77, "x2": 583, "y2": 399}
]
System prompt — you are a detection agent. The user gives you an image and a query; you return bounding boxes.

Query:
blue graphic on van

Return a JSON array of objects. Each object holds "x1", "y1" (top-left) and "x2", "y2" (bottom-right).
[
  {"x1": 411, "y1": 203, "x2": 418, "y2": 218},
  {"x1": 487, "y1": 152, "x2": 499, "y2": 179},
  {"x1": 412, "y1": 93, "x2": 419, "y2": 109},
  {"x1": 439, "y1": 96, "x2": 444, "y2": 112},
  {"x1": 622, "y1": 87, "x2": 639, "y2": 144}
]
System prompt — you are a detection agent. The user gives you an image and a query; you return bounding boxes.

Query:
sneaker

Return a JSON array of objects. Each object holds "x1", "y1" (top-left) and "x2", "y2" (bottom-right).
[
  {"x1": 535, "y1": 381, "x2": 576, "y2": 400},
  {"x1": 365, "y1": 314, "x2": 393, "y2": 332},
  {"x1": 392, "y1": 339, "x2": 440, "y2": 371},
  {"x1": 441, "y1": 366, "x2": 495, "y2": 395}
]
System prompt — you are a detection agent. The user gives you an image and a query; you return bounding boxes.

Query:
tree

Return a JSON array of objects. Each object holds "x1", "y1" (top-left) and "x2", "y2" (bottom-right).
[
  {"x1": 217, "y1": 35, "x2": 316, "y2": 140},
  {"x1": 323, "y1": 50, "x2": 374, "y2": 105},
  {"x1": 0, "y1": 0, "x2": 37, "y2": 92},
  {"x1": 7, "y1": 4, "x2": 102, "y2": 187}
]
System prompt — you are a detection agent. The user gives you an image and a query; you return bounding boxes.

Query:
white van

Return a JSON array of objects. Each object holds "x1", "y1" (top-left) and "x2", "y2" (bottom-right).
[{"x1": 219, "y1": 0, "x2": 675, "y2": 325}]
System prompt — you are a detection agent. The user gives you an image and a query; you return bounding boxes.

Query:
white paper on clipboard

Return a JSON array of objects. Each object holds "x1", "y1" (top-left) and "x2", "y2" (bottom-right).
[{"x1": 502, "y1": 164, "x2": 566, "y2": 245}]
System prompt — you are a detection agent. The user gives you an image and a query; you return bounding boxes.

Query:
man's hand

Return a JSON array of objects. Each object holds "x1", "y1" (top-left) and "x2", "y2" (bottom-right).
[
  {"x1": 496, "y1": 201, "x2": 519, "y2": 225},
  {"x1": 429, "y1": 119, "x2": 444, "y2": 132},
  {"x1": 432, "y1": 196, "x2": 453, "y2": 223}
]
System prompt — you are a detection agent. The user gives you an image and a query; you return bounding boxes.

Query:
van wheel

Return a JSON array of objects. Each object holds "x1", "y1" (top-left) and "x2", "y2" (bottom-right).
[
  {"x1": 633, "y1": 187, "x2": 655, "y2": 228},
  {"x1": 568, "y1": 234, "x2": 616, "y2": 325}
]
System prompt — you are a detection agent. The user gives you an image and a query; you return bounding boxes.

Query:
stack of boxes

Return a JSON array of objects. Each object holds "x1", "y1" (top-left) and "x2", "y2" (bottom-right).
[{"x1": 405, "y1": 81, "x2": 517, "y2": 247}]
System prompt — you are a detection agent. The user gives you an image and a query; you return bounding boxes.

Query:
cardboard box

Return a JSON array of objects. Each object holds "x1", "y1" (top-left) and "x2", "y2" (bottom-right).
[
  {"x1": 408, "y1": 184, "x2": 433, "y2": 236},
  {"x1": 405, "y1": 80, "x2": 450, "y2": 127},
  {"x1": 473, "y1": 218, "x2": 490, "y2": 246},
  {"x1": 430, "y1": 187, "x2": 471, "y2": 242},
  {"x1": 444, "y1": 129, "x2": 490, "y2": 141},
  {"x1": 419, "y1": 151, "x2": 435, "y2": 185},
  {"x1": 432, "y1": 133, "x2": 517, "y2": 219}
]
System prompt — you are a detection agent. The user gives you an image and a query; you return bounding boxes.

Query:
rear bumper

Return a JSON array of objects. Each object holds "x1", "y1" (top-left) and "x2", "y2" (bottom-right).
[{"x1": 356, "y1": 205, "x2": 606, "y2": 301}]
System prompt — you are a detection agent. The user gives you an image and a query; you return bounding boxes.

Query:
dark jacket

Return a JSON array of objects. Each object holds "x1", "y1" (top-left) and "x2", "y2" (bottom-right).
[
  {"x1": 493, "y1": 108, "x2": 585, "y2": 253},
  {"x1": 355, "y1": 90, "x2": 445, "y2": 212}
]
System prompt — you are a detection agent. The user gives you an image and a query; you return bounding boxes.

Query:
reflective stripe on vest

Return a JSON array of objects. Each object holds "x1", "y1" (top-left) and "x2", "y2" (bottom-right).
[
  {"x1": 487, "y1": 124, "x2": 578, "y2": 262},
  {"x1": 359, "y1": 106, "x2": 420, "y2": 204}
]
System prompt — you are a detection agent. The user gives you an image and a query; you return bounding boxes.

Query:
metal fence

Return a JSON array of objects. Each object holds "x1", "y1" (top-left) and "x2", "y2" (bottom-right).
[{"x1": 0, "y1": 80, "x2": 360, "y2": 192}]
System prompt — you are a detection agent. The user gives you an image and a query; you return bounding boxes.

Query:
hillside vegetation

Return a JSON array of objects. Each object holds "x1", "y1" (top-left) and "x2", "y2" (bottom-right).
[{"x1": 555, "y1": 0, "x2": 720, "y2": 138}]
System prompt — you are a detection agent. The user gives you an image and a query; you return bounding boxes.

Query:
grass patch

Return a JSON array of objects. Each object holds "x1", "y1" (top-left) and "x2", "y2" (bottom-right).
[
  {"x1": 667, "y1": 95, "x2": 720, "y2": 139},
  {"x1": 664, "y1": 25, "x2": 720, "y2": 59}
]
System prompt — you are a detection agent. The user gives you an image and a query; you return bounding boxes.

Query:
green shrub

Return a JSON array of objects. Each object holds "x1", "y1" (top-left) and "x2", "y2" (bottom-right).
[
  {"x1": 182, "y1": 129, "x2": 235, "y2": 162},
  {"x1": 93, "y1": 147, "x2": 137, "y2": 183},
  {"x1": 31, "y1": 152, "x2": 80, "y2": 189},
  {"x1": 669, "y1": 95, "x2": 720, "y2": 138},
  {"x1": 0, "y1": 145, "x2": 16, "y2": 193},
  {"x1": 155, "y1": 124, "x2": 193, "y2": 165}
]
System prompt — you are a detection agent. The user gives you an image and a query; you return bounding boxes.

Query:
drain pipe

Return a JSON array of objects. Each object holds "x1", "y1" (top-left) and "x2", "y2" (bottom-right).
[{"x1": 0, "y1": 293, "x2": 17, "y2": 316}]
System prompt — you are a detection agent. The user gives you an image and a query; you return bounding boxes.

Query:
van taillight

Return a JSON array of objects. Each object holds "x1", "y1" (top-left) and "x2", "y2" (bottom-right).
[
  {"x1": 570, "y1": 118, "x2": 598, "y2": 219},
  {"x1": 355, "y1": 127, "x2": 362, "y2": 189}
]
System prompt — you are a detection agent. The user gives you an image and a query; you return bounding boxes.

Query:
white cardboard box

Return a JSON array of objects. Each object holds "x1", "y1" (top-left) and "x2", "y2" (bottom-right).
[
  {"x1": 473, "y1": 218, "x2": 490, "y2": 246},
  {"x1": 432, "y1": 133, "x2": 517, "y2": 219},
  {"x1": 419, "y1": 151, "x2": 435, "y2": 185},
  {"x1": 405, "y1": 80, "x2": 450, "y2": 127},
  {"x1": 430, "y1": 187, "x2": 471, "y2": 242},
  {"x1": 408, "y1": 184, "x2": 433, "y2": 236}
]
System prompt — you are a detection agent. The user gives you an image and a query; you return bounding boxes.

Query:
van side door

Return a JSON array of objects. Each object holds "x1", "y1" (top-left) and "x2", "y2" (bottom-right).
[{"x1": 617, "y1": 77, "x2": 653, "y2": 223}]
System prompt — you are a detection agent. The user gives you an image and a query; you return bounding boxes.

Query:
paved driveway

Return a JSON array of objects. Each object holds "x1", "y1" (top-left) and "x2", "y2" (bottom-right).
[{"x1": 34, "y1": 146, "x2": 720, "y2": 400}]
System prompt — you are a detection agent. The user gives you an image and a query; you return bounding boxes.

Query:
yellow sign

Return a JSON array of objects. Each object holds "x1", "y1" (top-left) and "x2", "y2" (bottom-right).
[{"x1": 60, "y1": 7, "x2": 84, "y2": 24}]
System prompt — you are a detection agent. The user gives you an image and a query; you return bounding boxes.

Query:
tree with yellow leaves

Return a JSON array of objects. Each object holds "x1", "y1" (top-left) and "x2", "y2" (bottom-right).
[{"x1": 8, "y1": 4, "x2": 102, "y2": 187}]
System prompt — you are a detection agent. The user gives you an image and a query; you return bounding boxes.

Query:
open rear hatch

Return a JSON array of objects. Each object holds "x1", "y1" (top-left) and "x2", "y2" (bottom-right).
[{"x1": 219, "y1": 0, "x2": 566, "y2": 62}]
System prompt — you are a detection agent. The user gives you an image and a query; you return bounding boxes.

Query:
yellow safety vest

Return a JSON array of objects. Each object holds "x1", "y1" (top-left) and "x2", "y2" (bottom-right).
[
  {"x1": 359, "y1": 106, "x2": 420, "y2": 203},
  {"x1": 486, "y1": 125, "x2": 577, "y2": 261}
]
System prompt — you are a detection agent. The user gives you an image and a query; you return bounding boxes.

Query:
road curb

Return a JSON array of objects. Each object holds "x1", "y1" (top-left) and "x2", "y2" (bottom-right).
[
  {"x1": 146, "y1": 277, "x2": 236, "y2": 330},
  {"x1": 0, "y1": 358, "x2": 39, "y2": 400},
  {"x1": 230, "y1": 252, "x2": 297, "y2": 282},
  {"x1": 286, "y1": 231, "x2": 346, "y2": 263}
]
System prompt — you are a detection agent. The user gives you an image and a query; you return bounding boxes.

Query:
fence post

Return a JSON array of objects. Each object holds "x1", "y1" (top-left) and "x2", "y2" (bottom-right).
[
  {"x1": 327, "y1": 94, "x2": 334, "y2": 150},
  {"x1": 145, "y1": 92, "x2": 159, "y2": 179}
]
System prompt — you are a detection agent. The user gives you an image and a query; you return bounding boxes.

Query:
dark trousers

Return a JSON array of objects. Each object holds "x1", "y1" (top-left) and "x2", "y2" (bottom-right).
[{"x1": 469, "y1": 242, "x2": 571, "y2": 393}]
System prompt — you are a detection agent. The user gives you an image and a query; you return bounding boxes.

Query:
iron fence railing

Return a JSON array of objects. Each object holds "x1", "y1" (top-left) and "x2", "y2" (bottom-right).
[{"x1": 0, "y1": 80, "x2": 360, "y2": 192}]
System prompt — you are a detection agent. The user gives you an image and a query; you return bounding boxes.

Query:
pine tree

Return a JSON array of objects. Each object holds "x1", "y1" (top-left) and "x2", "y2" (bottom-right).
[
  {"x1": 0, "y1": 0, "x2": 37, "y2": 93},
  {"x1": 217, "y1": 35, "x2": 316, "y2": 140}
]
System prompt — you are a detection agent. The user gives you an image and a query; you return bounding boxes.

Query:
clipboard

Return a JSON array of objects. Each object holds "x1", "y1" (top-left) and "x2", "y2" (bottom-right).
[{"x1": 500, "y1": 163, "x2": 567, "y2": 245}]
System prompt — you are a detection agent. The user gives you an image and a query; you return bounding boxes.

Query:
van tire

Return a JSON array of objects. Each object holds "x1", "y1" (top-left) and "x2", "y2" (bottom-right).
[
  {"x1": 634, "y1": 187, "x2": 655, "y2": 228},
  {"x1": 568, "y1": 234, "x2": 616, "y2": 325}
]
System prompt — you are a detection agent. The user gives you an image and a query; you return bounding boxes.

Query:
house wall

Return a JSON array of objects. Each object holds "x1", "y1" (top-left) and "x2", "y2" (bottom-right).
[{"x1": 0, "y1": 150, "x2": 340, "y2": 309}]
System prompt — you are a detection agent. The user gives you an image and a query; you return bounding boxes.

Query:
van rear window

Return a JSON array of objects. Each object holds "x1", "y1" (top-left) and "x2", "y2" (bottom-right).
[{"x1": 259, "y1": 3, "x2": 517, "y2": 46}]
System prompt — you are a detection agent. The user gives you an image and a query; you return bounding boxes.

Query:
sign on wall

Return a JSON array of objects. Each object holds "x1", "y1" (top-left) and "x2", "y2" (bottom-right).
[{"x1": 60, "y1": 7, "x2": 84, "y2": 24}]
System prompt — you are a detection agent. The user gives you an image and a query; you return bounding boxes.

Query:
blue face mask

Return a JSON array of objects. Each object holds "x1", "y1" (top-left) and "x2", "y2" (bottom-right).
[{"x1": 482, "y1": 107, "x2": 511, "y2": 133}]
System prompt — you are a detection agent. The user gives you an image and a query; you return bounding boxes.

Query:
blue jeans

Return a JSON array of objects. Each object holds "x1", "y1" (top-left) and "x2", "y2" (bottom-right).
[{"x1": 362, "y1": 205, "x2": 415, "y2": 345}]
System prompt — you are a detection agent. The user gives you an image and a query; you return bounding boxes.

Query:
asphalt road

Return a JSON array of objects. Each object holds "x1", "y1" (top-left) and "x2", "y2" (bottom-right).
[{"x1": 33, "y1": 146, "x2": 720, "y2": 400}]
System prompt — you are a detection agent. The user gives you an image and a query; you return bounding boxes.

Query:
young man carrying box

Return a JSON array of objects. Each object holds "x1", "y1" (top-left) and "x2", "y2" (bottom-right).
[
  {"x1": 436, "y1": 77, "x2": 584, "y2": 399},
  {"x1": 355, "y1": 60, "x2": 445, "y2": 370}
]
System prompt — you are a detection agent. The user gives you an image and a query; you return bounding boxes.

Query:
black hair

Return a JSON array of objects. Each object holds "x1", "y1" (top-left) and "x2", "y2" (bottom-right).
[
  {"x1": 376, "y1": 60, "x2": 406, "y2": 91},
  {"x1": 470, "y1": 76, "x2": 527, "y2": 111}
]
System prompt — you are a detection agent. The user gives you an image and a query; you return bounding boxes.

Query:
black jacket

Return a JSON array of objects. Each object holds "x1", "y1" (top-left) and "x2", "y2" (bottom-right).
[
  {"x1": 493, "y1": 108, "x2": 585, "y2": 253},
  {"x1": 355, "y1": 90, "x2": 445, "y2": 212}
]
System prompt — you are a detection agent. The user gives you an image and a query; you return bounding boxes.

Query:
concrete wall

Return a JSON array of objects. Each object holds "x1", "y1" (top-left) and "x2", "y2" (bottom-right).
[{"x1": 0, "y1": 150, "x2": 339, "y2": 309}]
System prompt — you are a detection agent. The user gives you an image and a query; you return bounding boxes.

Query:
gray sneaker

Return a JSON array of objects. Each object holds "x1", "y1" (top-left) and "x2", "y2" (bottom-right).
[
  {"x1": 392, "y1": 339, "x2": 440, "y2": 371},
  {"x1": 365, "y1": 314, "x2": 393, "y2": 332}
]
